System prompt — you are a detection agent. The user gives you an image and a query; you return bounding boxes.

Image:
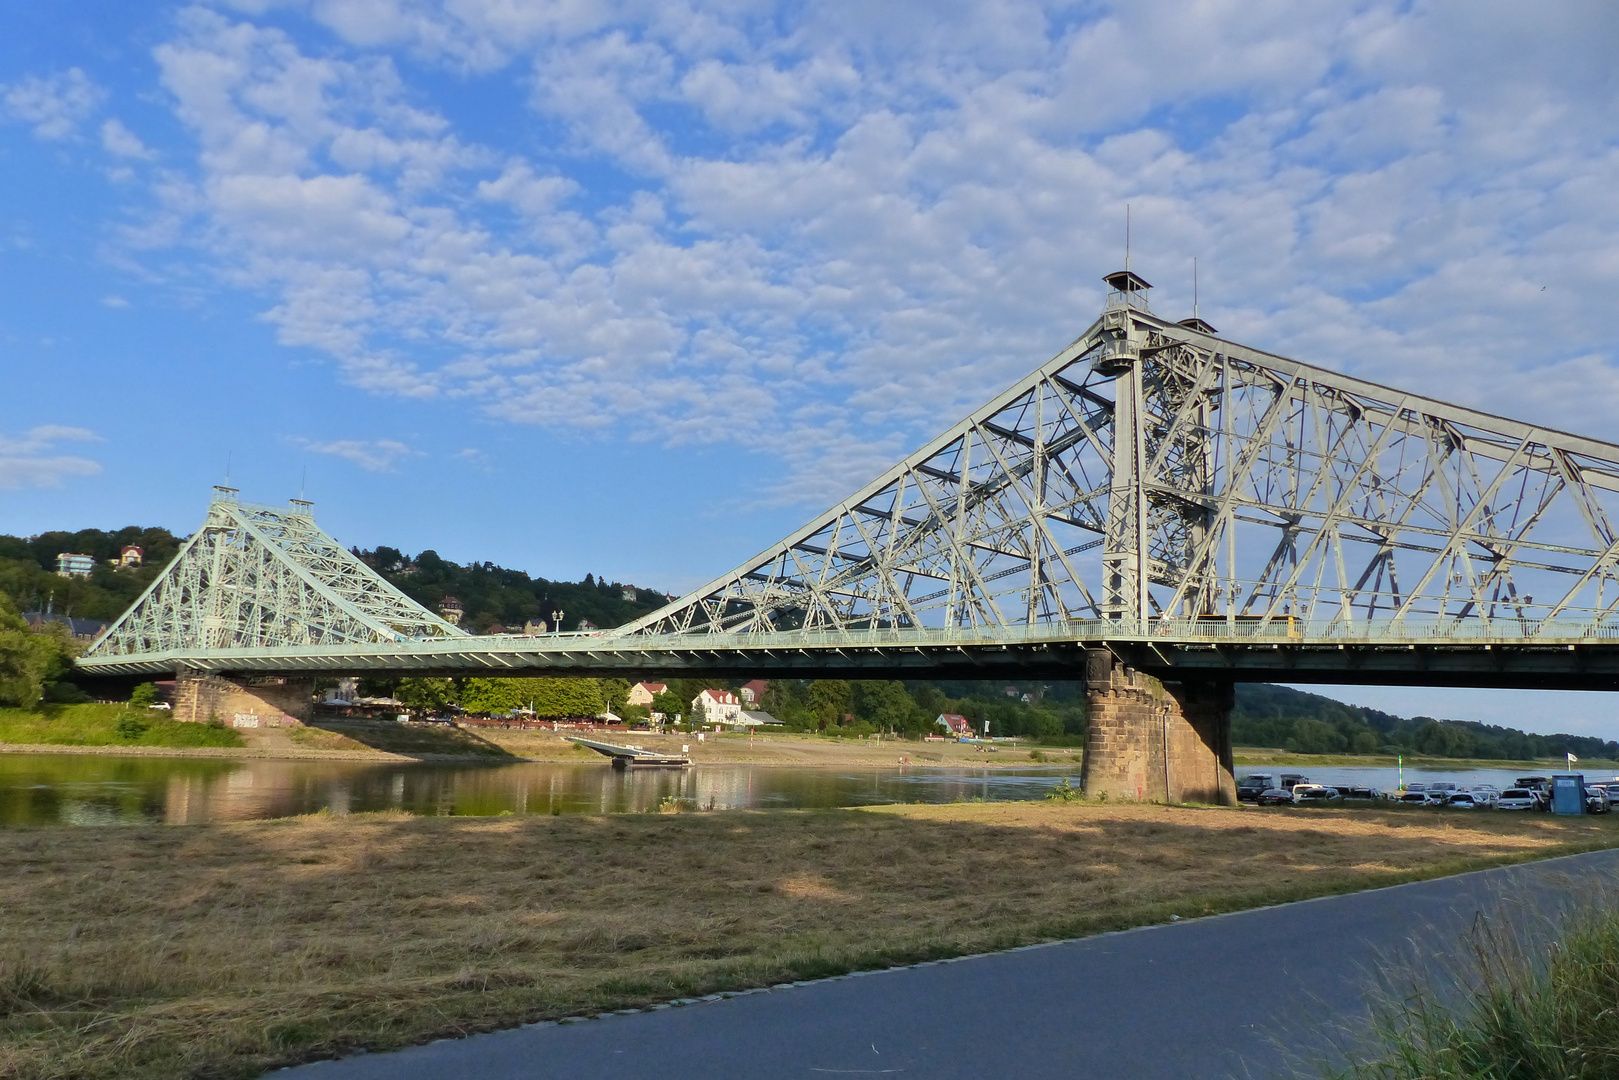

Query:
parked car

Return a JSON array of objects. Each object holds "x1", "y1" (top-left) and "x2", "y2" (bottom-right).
[
  {"x1": 1344, "y1": 785, "x2": 1382, "y2": 800},
  {"x1": 1585, "y1": 784, "x2": 1611, "y2": 814},
  {"x1": 1447, "y1": 792, "x2": 1479, "y2": 809},
  {"x1": 1255, "y1": 788, "x2": 1296, "y2": 806},
  {"x1": 1398, "y1": 791, "x2": 1431, "y2": 806},
  {"x1": 1293, "y1": 784, "x2": 1343, "y2": 805},
  {"x1": 1496, "y1": 789, "x2": 1538, "y2": 810},
  {"x1": 1237, "y1": 774, "x2": 1275, "y2": 802},
  {"x1": 1278, "y1": 773, "x2": 1309, "y2": 791}
]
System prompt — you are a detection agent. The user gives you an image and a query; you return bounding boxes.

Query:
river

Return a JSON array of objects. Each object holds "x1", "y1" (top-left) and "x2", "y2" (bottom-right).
[
  {"x1": 0, "y1": 753, "x2": 1091, "y2": 826},
  {"x1": 1, "y1": 753, "x2": 1606, "y2": 826}
]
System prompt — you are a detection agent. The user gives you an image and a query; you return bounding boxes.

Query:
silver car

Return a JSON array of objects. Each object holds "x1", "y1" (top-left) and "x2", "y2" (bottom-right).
[{"x1": 1496, "y1": 788, "x2": 1538, "y2": 810}]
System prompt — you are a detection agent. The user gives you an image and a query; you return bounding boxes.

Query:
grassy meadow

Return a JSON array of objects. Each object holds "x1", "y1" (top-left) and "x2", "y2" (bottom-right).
[
  {"x1": 4, "y1": 800, "x2": 1619, "y2": 1079},
  {"x1": 0, "y1": 703, "x2": 243, "y2": 751}
]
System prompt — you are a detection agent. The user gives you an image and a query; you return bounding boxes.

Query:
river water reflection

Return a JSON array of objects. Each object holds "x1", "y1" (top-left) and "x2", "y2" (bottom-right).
[
  {"x1": 7, "y1": 754, "x2": 1612, "y2": 827},
  {"x1": 0, "y1": 753, "x2": 1089, "y2": 826}
]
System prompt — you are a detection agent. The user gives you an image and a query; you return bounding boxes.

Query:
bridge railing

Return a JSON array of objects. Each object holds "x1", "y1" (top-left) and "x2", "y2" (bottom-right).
[{"x1": 577, "y1": 615, "x2": 1619, "y2": 650}]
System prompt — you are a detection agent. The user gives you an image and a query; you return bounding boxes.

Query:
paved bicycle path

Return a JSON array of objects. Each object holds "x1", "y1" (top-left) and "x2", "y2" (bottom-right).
[{"x1": 272, "y1": 848, "x2": 1619, "y2": 1080}]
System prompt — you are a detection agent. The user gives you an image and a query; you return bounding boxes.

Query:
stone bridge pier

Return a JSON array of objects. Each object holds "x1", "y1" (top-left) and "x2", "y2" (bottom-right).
[
  {"x1": 1080, "y1": 649, "x2": 1236, "y2": 806},
  {"x1": 172, "y1": 668, "x2": 314, "y2": 730}
]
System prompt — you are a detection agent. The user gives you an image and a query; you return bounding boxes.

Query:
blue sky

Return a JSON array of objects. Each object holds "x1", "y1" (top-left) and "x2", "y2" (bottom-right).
[{"x1": 4, "y1": 1, "x2": 1619, "y2": 735}]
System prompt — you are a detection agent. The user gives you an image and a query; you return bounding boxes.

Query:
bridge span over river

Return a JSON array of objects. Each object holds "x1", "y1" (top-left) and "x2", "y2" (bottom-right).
[{"x1": 76, "y1": 271, "x2": 1619, "y2": 804}]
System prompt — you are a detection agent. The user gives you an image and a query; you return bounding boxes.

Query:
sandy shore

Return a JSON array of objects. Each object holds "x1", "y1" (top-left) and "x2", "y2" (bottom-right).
[{"x1": 0, "y1": 724, "x2": 1080, "y2": 768}]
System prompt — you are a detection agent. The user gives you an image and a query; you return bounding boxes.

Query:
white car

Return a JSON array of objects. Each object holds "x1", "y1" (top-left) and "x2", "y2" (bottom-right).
[
  {"x1": 146, "y1": 701, "x2": 172, "y2": 710},
  {"x1": 1496, "y1": 789, "x2": 1538, "y2": 810}
]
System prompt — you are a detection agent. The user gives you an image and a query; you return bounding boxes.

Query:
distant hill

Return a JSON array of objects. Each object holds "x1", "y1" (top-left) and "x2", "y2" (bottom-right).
[
  {"x1": 0, "y1": 527, "x2": 184, "y2": 621},
  {"x1": 349, "y1": 545, "x2": 670, "y2": 634},
  {"x1": 0, "y1": 525, "x2": 673, "y2": 635},
  {"x1": 1234, "y1": 682, "x2": 1619, "y2": 762}
]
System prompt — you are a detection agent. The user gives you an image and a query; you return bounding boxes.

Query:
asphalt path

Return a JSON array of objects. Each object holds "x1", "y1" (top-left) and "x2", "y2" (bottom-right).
[{"x1": 272, "y1": 847, "x2": 1619, "y2": 1080}]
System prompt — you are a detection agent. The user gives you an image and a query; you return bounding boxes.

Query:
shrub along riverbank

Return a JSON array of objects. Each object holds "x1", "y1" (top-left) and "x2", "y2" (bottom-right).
[
  {"x1": 3, "y1": 801, "x2": 1619, "y2": 1079},
  {"x1": 0, "y1": 703, "x2": 242, "y2": 750}
]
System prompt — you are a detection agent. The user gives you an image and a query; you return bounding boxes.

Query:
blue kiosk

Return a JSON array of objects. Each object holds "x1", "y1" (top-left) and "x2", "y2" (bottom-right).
[{"x1": 1550, "y1": 773, "x2": 1586, "y2": 815}]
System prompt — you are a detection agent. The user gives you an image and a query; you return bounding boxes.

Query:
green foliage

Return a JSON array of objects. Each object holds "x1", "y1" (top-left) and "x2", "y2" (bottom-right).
[
  {"x1": 1233, "y1": 683, "x2": 1619, "y2": 761},
  {"x1": 1044, "y1": 778, "x2": 1079, "y2": 802},
  {"x1": 0, "y1": 526, "x2": 182, "y2": 621},
  {"x1": 113, "y1": 712, "x2": 149, "y2": 741},
  {"x1": 0, "y1": 591, "x2": 79, "y2": 708},
  {"x1": 460, "y1": 678, "x2": 604, "y2": 718},
  {"x1": 395, "y1": 677, "x2": 458, "y2": 715},
  {"x1": 0, "y1": 703, "x2": 244, "y2": 748},
  {"x1": 351, "y1": 546, "x2": 670, "y2": 635},
  {"x1": 1337, "y1": 907, "x2": 1619, "y2": 1080},
  {"x1": 851, "y1": 681, "x2": 923, "y2": 734},
  {"x1": 649, "y1": 689, "x2": 686, "y2": 724},
  {"x1": 129, "y1": 683, "x2": 158, "y2": 707},
  {"x1": 808, "y1": 679, "x2": 851, "y2": 729}
]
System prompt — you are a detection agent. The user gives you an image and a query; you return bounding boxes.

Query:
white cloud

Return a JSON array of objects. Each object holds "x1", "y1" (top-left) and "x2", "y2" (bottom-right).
[
  {"x1": 99, "y1": 118, "x2": 157, "y2": 160},
  {"x1": 1, "y1": 69, "x2": 103, "y2": 140},
  {"x1": 291, "y1": 436, "x2": 420, "y2": 471},
  {"x1": 0, "y1": 426, "x2": 103, "y2": 489},
  {"x1": 100, "y1": 295, "x2": 131, "y2": 308},
  {"x1": 112, "y1": 1, "x2": 1619, "y2": 506}
]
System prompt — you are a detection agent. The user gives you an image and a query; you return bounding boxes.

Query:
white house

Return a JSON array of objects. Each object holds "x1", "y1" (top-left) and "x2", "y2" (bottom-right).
[
  {"x1": 627, "y1": 682, "x2": 667, "y2": 707},
  {"x1": 692, "y1": 689, "x2": 742, "y2": 726}
]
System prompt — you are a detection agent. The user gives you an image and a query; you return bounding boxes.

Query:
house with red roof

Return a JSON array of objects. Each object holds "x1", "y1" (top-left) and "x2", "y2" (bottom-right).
[
  {"x1": 627, "y1": 682, "x2": 667, "y2": 707},
  {"x1": 936, "y1": 713, "x2": 974, "y2": 738},
  {"x1": 693, "y1": 688, "x2": 742, "y2": 726}
]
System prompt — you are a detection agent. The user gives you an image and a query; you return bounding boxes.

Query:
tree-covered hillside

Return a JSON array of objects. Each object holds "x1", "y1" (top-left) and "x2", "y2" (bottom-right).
[
  {"x1": 350, "y1": 546, "x2": 670, "y2": 633},
  {"x1": 1234, "y1": 683, "x2": 1619, "y2": 761},
  {"x1": 0, "y1": 527, "x2": 185, "y2": 620}
]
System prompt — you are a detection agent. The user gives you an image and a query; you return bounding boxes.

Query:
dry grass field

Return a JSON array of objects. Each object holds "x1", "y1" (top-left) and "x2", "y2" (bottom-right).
[{"x1": 3, "y1": 802, "x2": 1617, "y2": 1080}]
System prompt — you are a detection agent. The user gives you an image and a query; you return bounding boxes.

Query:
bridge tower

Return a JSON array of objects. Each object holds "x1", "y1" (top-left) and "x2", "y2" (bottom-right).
[{"x1": 1086, "y1": 271, "x2": 1234, "y2": 803}]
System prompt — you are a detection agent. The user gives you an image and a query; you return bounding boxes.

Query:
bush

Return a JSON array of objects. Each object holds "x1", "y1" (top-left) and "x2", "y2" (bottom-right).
[
  {"x1": 112, "y1": 712, "x2": 149, "y2": 741},
  {"x1": 1044, "y1": 778, "x2": 1080, "y2": 802},
  {"x1": 129, "y1": 682, "x2": 158, "y2": 707}
]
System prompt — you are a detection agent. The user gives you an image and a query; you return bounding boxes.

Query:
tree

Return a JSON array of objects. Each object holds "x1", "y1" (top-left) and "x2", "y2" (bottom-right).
[
  {"x1": 808, "y1": 680, "x2": 851, "y2": 729},
  {"x1": 600, "y1": 678, "x2": 631, "y2": 716},
  {"x1": 0, "y1": 591, "x2": 77, "y2": 708},
  {"x1": 129, "y1": 683, "x2": 158, "y2": 707},
  {"x1": 852, "y1": 681, "x2": 916, "y2": 733},
  {"x1": 650, "y1": 689, "x2": 686, "y2": 727},
  {"x1": 460, "y1": 677, "x2": 523, "y2": 714},
  {"x1": 396, "y1": 677, "x2": 458, "y2": 716}
]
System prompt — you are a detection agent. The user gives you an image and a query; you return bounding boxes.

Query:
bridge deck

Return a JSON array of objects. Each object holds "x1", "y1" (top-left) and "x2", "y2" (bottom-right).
[{"x1": 75, "y1": 619, "x2": 1619, "y2": 690}]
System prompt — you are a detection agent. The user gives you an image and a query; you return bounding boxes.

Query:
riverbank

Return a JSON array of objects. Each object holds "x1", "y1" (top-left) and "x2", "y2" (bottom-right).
[
  {"x1": 0, "y1": 716, "x2": 1079, "y2": 768},
  {"x1": 1233, "y1": 746, "x2": 1619, "y2": 772},
  {"x1": 2, "y1": 801, "x2": 1616, "y2": 1080}
]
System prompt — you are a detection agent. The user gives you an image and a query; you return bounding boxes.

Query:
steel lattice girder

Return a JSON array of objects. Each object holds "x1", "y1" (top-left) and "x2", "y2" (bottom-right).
[
  {"x1": 622, "y1": 297, "x2": 1619, "y2": 641},
  {"x1": 83, "y1": 495, "x2": 467, "y2": 658}
]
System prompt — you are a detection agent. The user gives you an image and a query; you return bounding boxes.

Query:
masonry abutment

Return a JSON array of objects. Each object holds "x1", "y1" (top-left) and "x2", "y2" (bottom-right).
[
  {"x1": 1080, "y1": 649, "x2": 1236, "y2": 805},
  {"x1": 172, "y1": 668, "x2": 313, "y2": 729}
]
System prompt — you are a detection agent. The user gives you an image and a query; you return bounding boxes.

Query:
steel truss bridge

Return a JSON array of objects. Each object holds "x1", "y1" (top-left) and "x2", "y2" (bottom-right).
[{"x1": 78, "y1": 272, "x2": 1619, "y2": 692}]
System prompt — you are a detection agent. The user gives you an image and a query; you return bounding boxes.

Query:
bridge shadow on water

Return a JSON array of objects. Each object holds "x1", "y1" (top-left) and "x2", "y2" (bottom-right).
[
  {"x1": 300, "y1": 718, "x2": 519, "y2": 760},
  {"x1": 7, "y1": 802, "x2": 1618, "y2": 1078}
]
